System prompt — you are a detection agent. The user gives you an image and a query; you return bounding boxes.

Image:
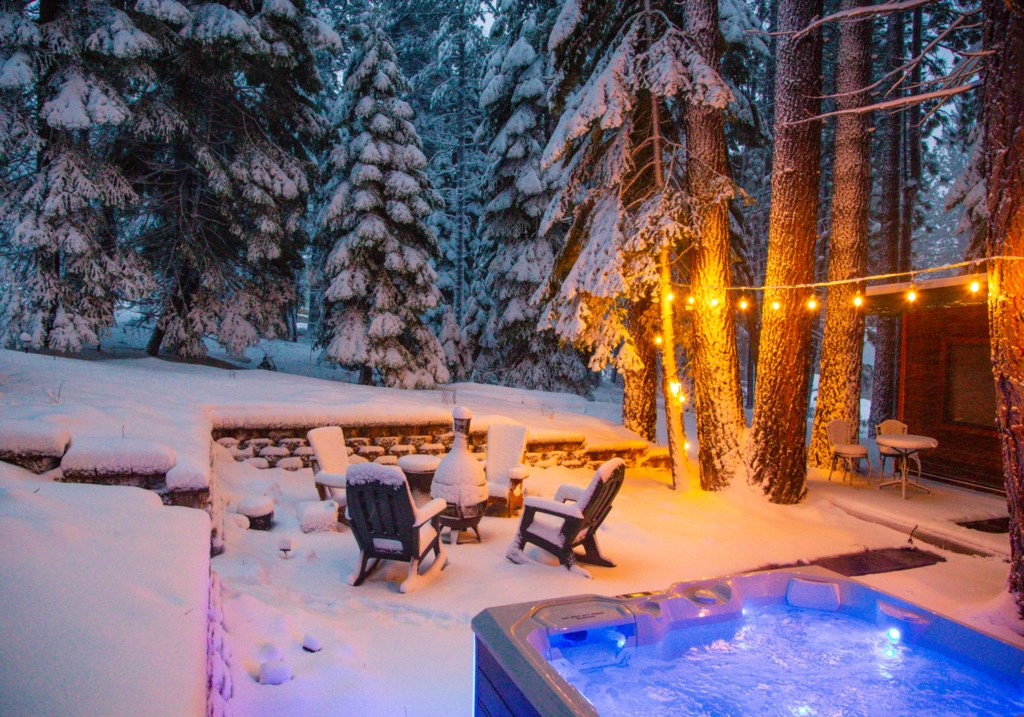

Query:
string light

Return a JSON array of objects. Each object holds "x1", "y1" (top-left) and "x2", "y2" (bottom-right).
[
  {"x1": 853, "y1": 293, "x2": 864, "y2": 307},
  {"x1": 906, "y1": 285, "x2": 917, "y2": 303},
  {"x1": 771, "y1": 300, "x2": 781, "y2": 311},
  {"x1": 669, "y1": 380, "x2": 680, "y2": 396},
  {"x1": 969, "y1": 279, "x2": 980, "y2": 294},
  {"x1": 684, "y1": 441, "x2": 690, "y2": 451},
  {"x1": 738, "y1": 298, "x2": 749, "y2": 311},
  {"x1": 655, "y1": 335, "x2": 663, "y2": 345},
  {"x1": 667, "y1": 292, "x2": 675, "y2": 301},
  {"x1": 710, "y1": 297, "x2": 720, "y2": 307},
  {"x1": 687, "y1": 295, "x2": 696, "y2": 305},
  {"x1": 806, "y1": 297, "x2": 818, "y2": 311}
]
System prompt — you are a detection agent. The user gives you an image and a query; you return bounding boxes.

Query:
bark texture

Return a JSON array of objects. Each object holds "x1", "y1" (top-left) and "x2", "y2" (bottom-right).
[
  {"x1": 808, "y1": 0, "x2": 872, "y2": 469},
  {"x1": 748, "y1": 0, "x2": 824, "y2": 503},
  {"x1": 868, "y1": 11, "x2": 905, "y2": 435},
  {"x1": 983, "y1": 0, "x2": 1024, "y2": 615},
  {"x1": 685, "y1": 0, "x2": 746, "y2": 490},
  {"x1": 623, "y1": 296, "x2": 659, "y2": 441}
]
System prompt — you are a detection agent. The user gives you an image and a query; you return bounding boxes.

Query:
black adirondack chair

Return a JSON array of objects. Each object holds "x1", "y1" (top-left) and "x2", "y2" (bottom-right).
[
  {"x1": 345, "y1": 463, "x2": 448, "y2": 594},
  {"x1": 506, "y1": 458, "x2": 626, "y2": 571}
]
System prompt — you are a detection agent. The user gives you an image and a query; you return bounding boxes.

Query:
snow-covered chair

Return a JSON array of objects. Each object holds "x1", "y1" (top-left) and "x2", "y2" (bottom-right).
[
  {"x1": 876, "y1": 419, "x2": 922, "y2": 480},
  {"x1": 485, "y1": 422, "x2": 530, "y2": 517},
  {"x1": 307, "y1": 427, "x2": 349, "y2": 506},
  {"x1": 826, "y1": 419, "x2": 872, "y2": 482},
  {"x1": 506, "y1": 458, "x2": 625, "y2": 573},
  {"x1": 345, "y1": 463, "x2": 448, "y2": 594}
]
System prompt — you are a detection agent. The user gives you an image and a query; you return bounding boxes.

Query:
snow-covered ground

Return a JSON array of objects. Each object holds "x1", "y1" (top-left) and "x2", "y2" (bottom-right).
[{"x1": 1, "y1": 348, "x2": 1021, "y2": 716}]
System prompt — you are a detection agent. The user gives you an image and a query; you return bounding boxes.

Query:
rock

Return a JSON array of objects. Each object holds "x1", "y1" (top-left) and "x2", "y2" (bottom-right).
[
  {"x1": 216, "y1": 437, "x2": 239, "y2": 448},
  {"x1": 418, "y1": 443, "x2": 446, "y2": 456},
  {"x1": 389, "y1": 444, "x2": 416, "y2": 457},
  {"x1": 344, "y1": 437, "x2": 370, "y2": 448},
  {"x1": 276, "y1": 457, "x2": 304, "y2": 471},
  {"x1": 356, "y1": 445, "x2": 385, "y2": 459},
  {"x1": 246, "y1": 457, "x2": 270, "y2": 469},
  {"x1": 258, "y1": 660, "x2": 291, "y2": 685},
  {"x1": 406, "y1": 435, "x2": 432, "y2": 448},
  {"x1": 374, "y1": 436, "x2": 401, "y2": 449},
  {"x1": 373, "y1": 455, "x2": 398, "y2": 466}
]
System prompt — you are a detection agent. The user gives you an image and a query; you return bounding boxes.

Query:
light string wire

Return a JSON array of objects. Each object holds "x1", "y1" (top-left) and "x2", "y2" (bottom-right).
[{"x1": 671, "y1": 256, "x2": 1024, "y2": 294}]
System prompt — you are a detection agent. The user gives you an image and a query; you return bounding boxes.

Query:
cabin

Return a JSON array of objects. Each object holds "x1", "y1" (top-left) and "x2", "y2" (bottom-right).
[{"x1": 866, "y1": 273, "x2": 1003, "y2": 494}]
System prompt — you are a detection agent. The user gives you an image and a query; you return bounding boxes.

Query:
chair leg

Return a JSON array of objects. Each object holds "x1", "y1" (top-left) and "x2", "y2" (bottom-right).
[
  {"x1": 828, "y1": 455, "x2": 836, "y2": 481},
  {"x1": 576, "y1": 533, "x2": 615, "y2": 568},
  {"x1": 315, "y1": 482, "x2": 329, "y2": 501},
  {"x1": 349, "y1": 552, "x2": 381, "y2": 587}
]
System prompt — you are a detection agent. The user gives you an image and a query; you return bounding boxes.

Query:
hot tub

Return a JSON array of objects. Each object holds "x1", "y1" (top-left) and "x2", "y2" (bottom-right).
[{"x1": 471, "y1": 567, "x2": 1024, "y2": 716}]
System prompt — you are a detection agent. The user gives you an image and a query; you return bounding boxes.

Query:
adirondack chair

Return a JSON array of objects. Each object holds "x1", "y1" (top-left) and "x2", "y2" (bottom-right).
[
  {"x1": 506, "y1": 458, "x2": 625, "y2": 572},
  {"x1": 345, "y1": 463, "x2": 448, "y2": 594},
  {"x1": 307, "y1": 427, "x2": 349, "y2": 505},
  {"x1": 485, "y1": 422, "x2": 530, "y2": 517}
]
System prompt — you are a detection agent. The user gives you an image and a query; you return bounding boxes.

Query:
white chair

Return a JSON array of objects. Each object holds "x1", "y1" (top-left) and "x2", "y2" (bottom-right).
[
  {"x1": 826, "y1": 419, "x2": 872, "y2": 482},
  {"x1": 876, "y1": 419, "x2": 921, "y2": 480},
  {"x1": 484, "y1": 422, "x2": 530, "y2": 517},
  {"x1": 307, "y1": 427, "x2": 349, "y2": 506}
]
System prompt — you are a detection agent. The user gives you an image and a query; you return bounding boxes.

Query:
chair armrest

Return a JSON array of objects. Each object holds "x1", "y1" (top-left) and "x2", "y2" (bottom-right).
[
  {"x1": 413, "y1": 498, "x2": 447, "y2": 526},
  {"x1": 553, "y1": 484, "x2": 585, "y2": 504},
  {"x1": 523, "y1": 496, "x2": 584, "y2": 519},
  {"x1": 508, "y1": 465, "x2": 529, "y2": 481}
]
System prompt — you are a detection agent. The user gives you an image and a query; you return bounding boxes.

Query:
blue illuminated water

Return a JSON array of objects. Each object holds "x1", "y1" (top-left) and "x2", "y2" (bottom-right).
[{"x1": 549, "y1": 605, "x2": 1024, "y2": 717}]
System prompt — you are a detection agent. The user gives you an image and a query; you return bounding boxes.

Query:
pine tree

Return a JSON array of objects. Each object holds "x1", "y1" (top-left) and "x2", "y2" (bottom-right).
[
  {"x1": 475, "y1": 0, "x2": 591, "y2": 395},
  {"x1": 684, "y1": 0, "x2": 747, "y2": 489},
  {"x1": 868, "y1": 10, "x2": 905, "y2": 434},
  {"x1": 317, "y1": 14, "x2": 449, "y2": 389},
  {"x1": 541, "y1": 0, "x2": 733, "y2": 486},
  {"x1": 982, "y1": 0, "x2": 1024, "y2": 615},
  {"x1": 131, "y1": 0, "x2": 332, "y2": 358},
  {"x1": 809, "y1": 0, "x2": 873, "y2": 470},
  {"x1": 748, "y1": 0, "x2": 824, "y2": 503},
  {"x1": 1, "y1": 0, "x2": 153, "y2": 351}
]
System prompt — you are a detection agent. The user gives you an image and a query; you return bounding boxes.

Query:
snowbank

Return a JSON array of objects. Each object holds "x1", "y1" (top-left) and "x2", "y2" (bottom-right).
[{"x1": 0, "y1": 463, "x2": 210, "y2": 717}]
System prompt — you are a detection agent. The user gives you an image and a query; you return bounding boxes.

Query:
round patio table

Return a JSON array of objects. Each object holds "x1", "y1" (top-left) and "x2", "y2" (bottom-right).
[{"x1": 876, "y1": 434, "x2": 938, "y2": 500}]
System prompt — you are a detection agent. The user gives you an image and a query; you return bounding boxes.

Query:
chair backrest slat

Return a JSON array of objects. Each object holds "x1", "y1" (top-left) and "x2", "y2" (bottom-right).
[
  {"x1": 568, "y1": 461, "x2": 625, "y2": 540},
  {"x1": 308, "y1": 426, "x2": 349, "y2": 474},
  {"x1": 346, "y1": 464, "x2": 417, "y2": 559},
  {"x1": 876, "y1": 419, "x2": 908, "y2": 437},
  {"x1": 826, "y1": 419, "x2": 852, "y2": 447}
]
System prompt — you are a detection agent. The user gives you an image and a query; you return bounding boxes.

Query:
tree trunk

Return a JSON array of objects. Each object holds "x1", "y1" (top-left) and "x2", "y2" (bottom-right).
[
  {"x1": 809, "y1": 0, "x2": 872, "y2": 469},
  {"x1": 748, "y1": 0, "x2": 824, "y2": 503},
  {"x1": 868, "y1": 11, "x2": 905, "y2": 435},
  {"x1": 623, "y1": 296, "x2": 659, "y2": 441},
  {"x1": 983, "y1": 0, "x2": 1024, "y2": 616},
  {"x1": 899, "y1": 8, "x2": 922, "y2": 275},
  {"x1": 685, "y1": 0, "x2": 745, "y2": 490}
]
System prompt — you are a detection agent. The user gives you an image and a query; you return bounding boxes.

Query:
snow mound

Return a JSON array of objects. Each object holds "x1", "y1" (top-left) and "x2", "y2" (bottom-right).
[
  {"x1": 0, "y1": 419, "x2": 71, "y2": 456},
  {"x1": 297, "y1": 500, "x2": 339, "y2": 532},
  {"x1": 61, "y1": 436, "x2": 176, "y2": 474}
]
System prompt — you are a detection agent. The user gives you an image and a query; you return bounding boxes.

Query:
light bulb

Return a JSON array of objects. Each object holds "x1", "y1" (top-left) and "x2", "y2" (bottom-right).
[
  {"x1": 807, "y1": 297, "x2": 818, "y2": 310},
  {"x1": 667, "y1": 292, "x2": 674, "y2": 301},
  {"x1": 906, "y1": 289, "x2": 917, "y2": 303},
  {"x1": 738, "y1": 298, "x2": 749, "y2": 310},
  {"x1": 771, "y1": 300, "x2": 780, "y2": 311},
  {"x1": 853, "y1": 294, "x2": 863, "y2": 307},
  {"x1": 710, "y1": 297, "x2": 719, "y2": 307},
  {"x1": 669, "y1": 380, "x2": 680, "y2": 395},
  {"x1": 687, "y1": 295, "x2": 695, "y2": 305},
  {"x1": 970, "y1": 280, "x2": 980, "y2": 294},
  {"x1": 684, "y1": 441, "x2": 690, "y2": 451},
  {"x1": 655, "y1": 335, "x2": 663, "y2": 345}
]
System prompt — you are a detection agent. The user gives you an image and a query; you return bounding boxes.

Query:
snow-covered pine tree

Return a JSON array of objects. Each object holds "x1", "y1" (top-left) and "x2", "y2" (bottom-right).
[
  {"x1": 316, "y1": 14, "x2": 449, "y2": 389},
  {"x1": 474, "y1": 0, "x2": 591, "y2": 395},
  {"x1": 0, "y1": 0, "x2": 153, "y2": 351},
  {"x1": 808, "y1": 0, "x2": 873, "y2": 470},
  {"x1": 748, "y1": 0, "x2": 824, "y2": 503},
  {"x1": 540, "y1": 0, "x2": 734, "y2": 487},
  {"x1": 417, "y1": 2, "x2": 490, "y2": 379},
  {"x1": 982, "y1": 0, "x2": 1024, "y2": 617},
  {"x1": 132, "y1": 0, "x2": 334, "y2": 358}
]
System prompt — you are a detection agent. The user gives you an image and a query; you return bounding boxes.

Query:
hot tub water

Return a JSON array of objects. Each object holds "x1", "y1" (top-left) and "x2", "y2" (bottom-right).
[{"x1": 549, "y1": 604, "x2": 1024, "y2": 717}]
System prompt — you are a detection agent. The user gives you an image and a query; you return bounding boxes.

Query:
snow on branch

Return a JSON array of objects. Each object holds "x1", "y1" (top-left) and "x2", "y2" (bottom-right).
[
  {"x1": 786, "y1": 0, "x2": 938, "y2": 40},
  {"x1": 784, "y1": 81, "x2": 980, "y2": 125}
]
